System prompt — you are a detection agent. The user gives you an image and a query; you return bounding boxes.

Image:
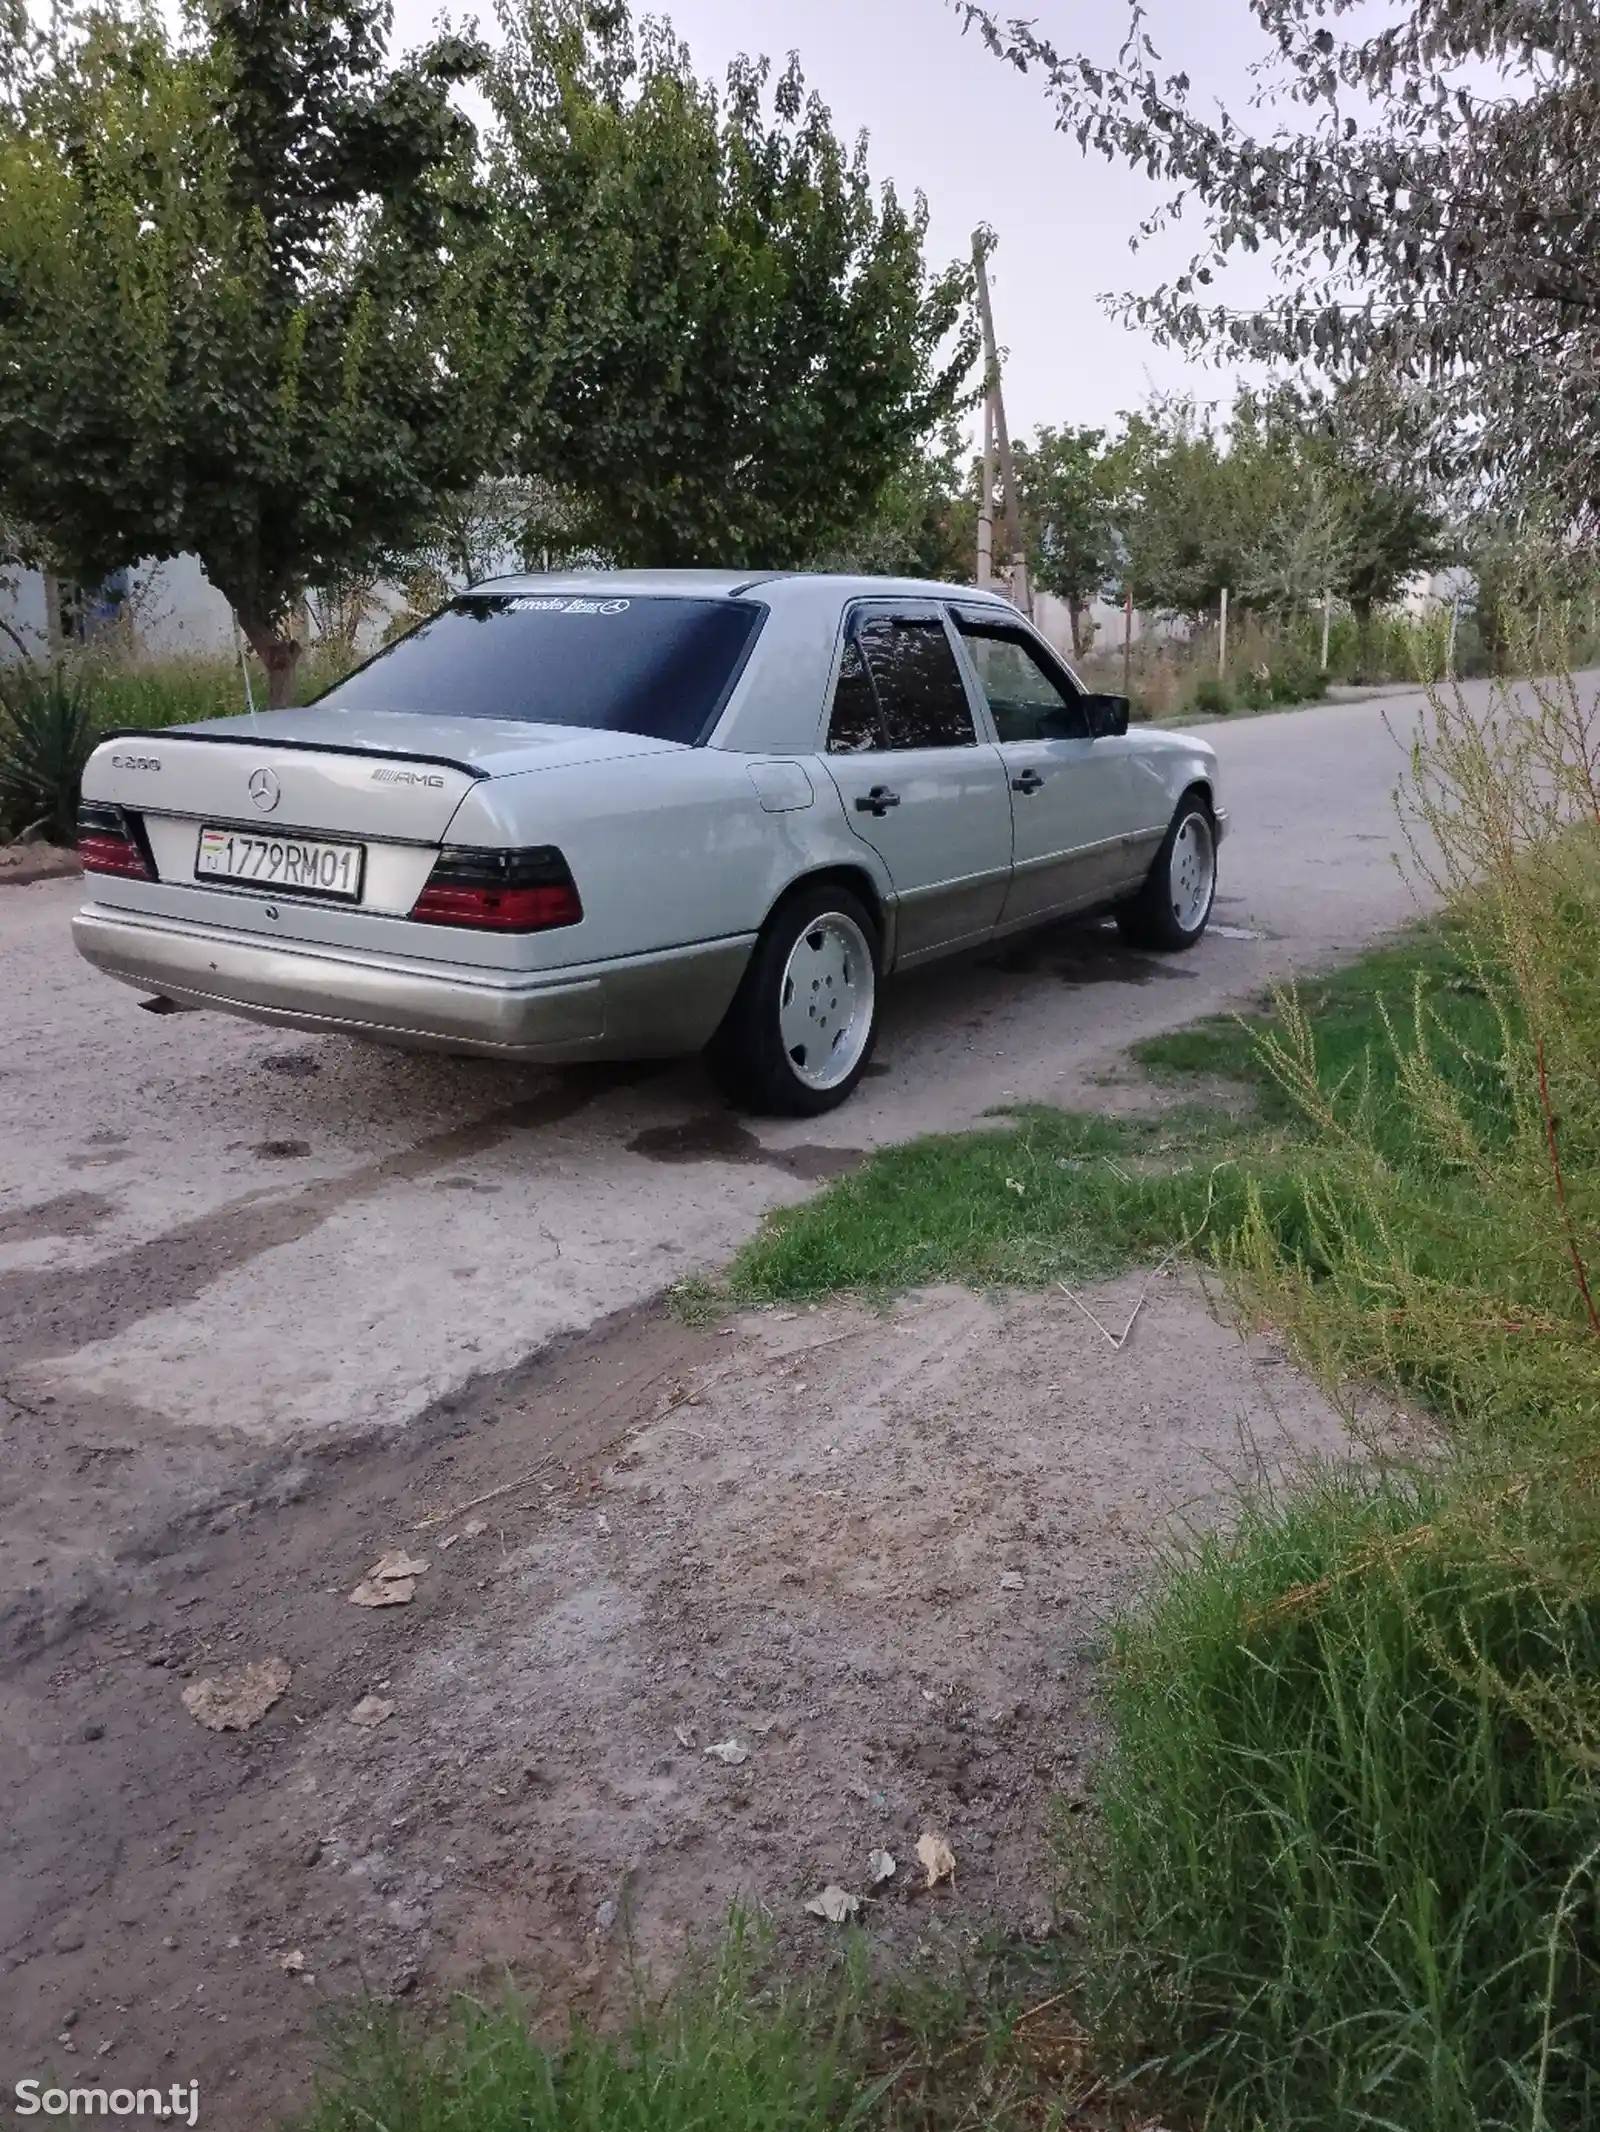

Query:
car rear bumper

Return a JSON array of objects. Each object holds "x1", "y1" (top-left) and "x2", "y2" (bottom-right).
[{"x1": 72, "y1": 903, "x2": 754, "y2": 1062}]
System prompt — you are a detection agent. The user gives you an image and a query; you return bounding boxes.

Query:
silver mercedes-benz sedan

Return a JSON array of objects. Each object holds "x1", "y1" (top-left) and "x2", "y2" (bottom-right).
[{"x1": 73, "y1": 571, "x2": 1226, "y2": 1114}]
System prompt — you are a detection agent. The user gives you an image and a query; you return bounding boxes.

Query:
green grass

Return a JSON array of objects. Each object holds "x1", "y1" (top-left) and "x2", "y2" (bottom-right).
[
  {"x1": 283, "y1": 1929, "x2": 1112, "y2": 2132},
  {"x1": 721, "y1": 921, "x2": 1498, "y2": 1314},
  {"x1": 290, "y1": 1953, "x2": 876, "y2": 2132},
  {"x1": 1132, "y1": 924, "x2": 1489, "y2": 1119},
  {"x1": 722, "y1": 1103, "x2": 1260, "y2": 1307},
  {"x1": 1093, "y1": 1466, "x2": 1600, "y2": 2131}
]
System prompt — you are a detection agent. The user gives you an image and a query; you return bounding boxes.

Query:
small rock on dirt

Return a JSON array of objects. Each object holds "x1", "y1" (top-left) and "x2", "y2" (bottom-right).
[
  {"x1": 369, "y1": 1548, "x2": 428, "y2": 1581},
  {"x1": 803, "y1": 1885, "x2": 860, "y2": 1924},
  {"x1": 916, "y1": 1832, "x2": 956, "y2": 1888},
  {"x1": 868, "y1": 1848, "x2": 896, "y2": 1885},
  {"x1": 348, "y1": 1696, "x2": 395, "y2": 1729},
  {"x1": 702, "y1": 1739, "x2": 749, "y2": 1766},
  {"x1": 181, "y1": 1655, "x2": 292, "y2": 1732}
]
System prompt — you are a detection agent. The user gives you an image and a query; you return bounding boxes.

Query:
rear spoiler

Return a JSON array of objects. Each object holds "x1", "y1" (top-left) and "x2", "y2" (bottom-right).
[{"x1": 101, "y1": 729, "x2": 490, "y2": 780}]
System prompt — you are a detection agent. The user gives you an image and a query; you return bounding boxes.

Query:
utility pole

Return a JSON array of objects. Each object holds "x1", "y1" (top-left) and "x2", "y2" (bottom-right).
[
  {"x1": 977, "y1": 393, "x2": 995, "y2": 586},
  {"x1": 972, "y1": 232, "x2": 1030, "y2": 619}
]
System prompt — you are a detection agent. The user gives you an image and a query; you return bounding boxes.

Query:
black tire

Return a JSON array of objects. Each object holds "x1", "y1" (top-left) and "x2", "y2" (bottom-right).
[
  {"x1": 1115, "y1": 792, "x2": 1218, "y2": 951},
  {"x1": 705, "y1": 881, "x2": 881, "y2": 1116}
]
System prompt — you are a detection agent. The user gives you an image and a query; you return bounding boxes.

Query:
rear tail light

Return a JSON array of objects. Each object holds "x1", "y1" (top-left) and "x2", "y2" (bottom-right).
[
  {"x1": 410, "y1": 845, "x2": 583, "y2": 933},
  {"x1": 77, "y1": 801, "x2": 153, "y2": 879}
]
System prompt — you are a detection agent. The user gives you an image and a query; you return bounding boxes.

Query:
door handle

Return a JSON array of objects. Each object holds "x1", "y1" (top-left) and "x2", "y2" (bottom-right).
[
  {"x1": 1011, "y1": 768, "x2": 1046, "y2": 794},
  {"x1": 855, "y1": 785, "x2": 901, "y2": 816}
]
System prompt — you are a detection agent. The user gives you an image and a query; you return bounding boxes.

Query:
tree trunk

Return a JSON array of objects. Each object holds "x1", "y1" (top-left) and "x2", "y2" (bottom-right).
[
  {"x1": 239, "y1": 616, "x2": 303, "y2": 709},
  {"x1": 1067, "y1": 593, "x2": 1086, "y2": 657}
]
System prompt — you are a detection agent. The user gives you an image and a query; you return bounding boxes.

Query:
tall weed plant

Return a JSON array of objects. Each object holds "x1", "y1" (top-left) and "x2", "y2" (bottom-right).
[
  {"x1": 1092, "y1": 648, "x2": 1600, "y2": 2128},
  {"x1": 0, "y1": 649, "x2": 354, "y2": 843},
  {"x1": 1228, "y1": 659, "x2": 1600, "y2": 1460}
]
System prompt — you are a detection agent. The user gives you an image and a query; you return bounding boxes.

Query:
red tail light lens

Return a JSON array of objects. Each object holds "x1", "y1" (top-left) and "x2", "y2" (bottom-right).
[
  {"x1": 411, "y1": 846, "x2": 583, "y2": 933},
  {"x1": 77, "y1": 801, "x2": 152, "y2": 879}
]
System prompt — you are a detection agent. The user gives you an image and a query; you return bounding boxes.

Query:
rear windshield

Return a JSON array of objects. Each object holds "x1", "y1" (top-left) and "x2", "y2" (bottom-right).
[{"x1": 314, "y1": 593, "x2": 765, "y2": 743}]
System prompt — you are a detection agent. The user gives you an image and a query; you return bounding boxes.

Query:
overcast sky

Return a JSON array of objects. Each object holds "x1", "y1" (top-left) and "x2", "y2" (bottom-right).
[{"x1": 387, "y1": 0, "x2": 1280, "y2": 444}]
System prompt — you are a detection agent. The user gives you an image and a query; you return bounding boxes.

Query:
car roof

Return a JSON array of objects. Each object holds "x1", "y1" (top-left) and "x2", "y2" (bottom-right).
[{"x1": 469, "y1": 567, "x2": 1019, "y2": 610}]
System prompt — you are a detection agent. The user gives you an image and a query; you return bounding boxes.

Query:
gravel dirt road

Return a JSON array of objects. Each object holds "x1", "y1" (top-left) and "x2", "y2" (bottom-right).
[{"x1": 0, "y1": 684, "x2": 1449, "y2": 2116}]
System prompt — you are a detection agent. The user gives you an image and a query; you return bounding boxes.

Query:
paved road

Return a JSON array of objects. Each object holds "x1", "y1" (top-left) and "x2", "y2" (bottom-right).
[{"x1": 1, "y1": 686, "x2": 1437, "y2": 1458}]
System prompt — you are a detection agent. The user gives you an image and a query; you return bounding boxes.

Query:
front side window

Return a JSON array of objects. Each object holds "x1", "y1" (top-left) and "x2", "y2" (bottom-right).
[
  {"x1": 855, "y1": 617, "x2": 976, "y2": 750},
  {"x1": 954, "y1": 620, "x2": 1088, "y2": 743},
  {"x1": 313, "y1": 593, "x2": 764, "y2": 744}
]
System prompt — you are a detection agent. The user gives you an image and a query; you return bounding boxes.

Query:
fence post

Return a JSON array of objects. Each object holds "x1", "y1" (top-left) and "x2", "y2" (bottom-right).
[
  {"x1": 1218, "y1": 586, "x2": 1229, "y2": 679},
  {"x1": 1321, "y1": 590, "x2": 1332, "y2": 671}
]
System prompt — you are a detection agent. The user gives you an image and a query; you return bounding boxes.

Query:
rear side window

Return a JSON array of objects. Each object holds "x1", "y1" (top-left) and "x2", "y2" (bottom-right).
[
  {"x1": 826, "y1": 641, "x2": 882, "y2": 753},
  {"x1": 313, "y1": 594, "x2": 764, "y2": 743},
  {"x1": 855, "y1": 617, "x2": 976, "y2": 750}
]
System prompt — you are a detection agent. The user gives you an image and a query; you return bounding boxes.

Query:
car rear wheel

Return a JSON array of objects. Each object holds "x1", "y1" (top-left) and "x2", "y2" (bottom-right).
[
  {"x1": 706, "y1": 882, "x2": 880, "y2": 1115},
  {"x1": 1115, "y1": 793, "x2": 1217, "y2": 951}
]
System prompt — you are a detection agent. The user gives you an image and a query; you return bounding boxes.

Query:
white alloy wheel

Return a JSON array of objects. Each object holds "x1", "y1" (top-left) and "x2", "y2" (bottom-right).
[
  {"x1": 1168, "y1": 808, "x2": 1216, "y2": 935},
  {"x1": 776, "y1": 910, "x2": 875, "y2": 1092}
]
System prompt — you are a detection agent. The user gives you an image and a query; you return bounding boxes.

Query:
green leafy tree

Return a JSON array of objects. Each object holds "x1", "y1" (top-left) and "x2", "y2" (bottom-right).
[
  {"x1": 0, "y1": 2, "x2": 521, "y2": 703},
  {"x1": 964, "y1": 1, "x2": 1600, "y2": 525},
  {"x1": 1112, "y1": 403, "x2": 1250, "y2": 619},
  {"x1": 1105, "y1": 389, "x2": 1444, "y2": 627},
  {"x1": 1009, "y1": 424, "x2": 1126, "y2": 651},
  {"x1": 491, "y1": 1, "x2": 978, "y2": 568}
]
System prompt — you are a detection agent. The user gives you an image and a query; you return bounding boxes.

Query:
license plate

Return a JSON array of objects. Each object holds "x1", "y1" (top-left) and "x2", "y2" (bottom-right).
[{"x1": 195, "y1": 825, "x2": 365, "y2": 900}]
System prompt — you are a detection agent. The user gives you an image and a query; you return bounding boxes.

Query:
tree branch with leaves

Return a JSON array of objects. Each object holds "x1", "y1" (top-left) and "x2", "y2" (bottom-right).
[{"x1": 959, "y1": 0, "x2": 1600, "y2": 525}]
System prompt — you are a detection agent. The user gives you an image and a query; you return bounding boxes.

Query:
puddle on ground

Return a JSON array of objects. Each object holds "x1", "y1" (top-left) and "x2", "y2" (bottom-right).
[
  {"x1": 0, "y1": 1190, "x2": 117, "y2": 1245},
  {"x1": 628, "y1": 1114, "x2": 863, "y2": 1181},
  {"x1": 981, "y1": 926, "x2": 1194, "y2": 986},
  {"x1": 261, "y1": 1052, "x2": 323, "y2": 1078}
]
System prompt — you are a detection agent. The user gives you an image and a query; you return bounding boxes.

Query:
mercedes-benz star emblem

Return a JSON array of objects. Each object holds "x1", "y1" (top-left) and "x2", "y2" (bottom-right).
[{"x1": 248, "y1": 767, "x2": 281, "y2": 814}]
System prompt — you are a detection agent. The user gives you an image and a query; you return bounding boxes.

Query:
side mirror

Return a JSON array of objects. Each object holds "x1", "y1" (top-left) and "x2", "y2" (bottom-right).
[{"x1": 1081, "y1": 692, "x2": 1130, "y2": 738}]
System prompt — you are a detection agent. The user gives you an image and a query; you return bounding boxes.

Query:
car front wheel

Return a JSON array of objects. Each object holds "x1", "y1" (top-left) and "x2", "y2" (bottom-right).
[
  {"x1": 706, "y1": 882, "x2": 880, "y2": 1115},
  {"x1": 1116, "y1": 794, "x2": 1217, "y2": 950}
]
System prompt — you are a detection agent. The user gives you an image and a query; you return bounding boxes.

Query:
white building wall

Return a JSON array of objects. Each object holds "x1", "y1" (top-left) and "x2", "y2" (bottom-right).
[
  {"x1": 0, "y1": 563, "x2": 51, "y2": 658},
  {"x1": 0, "y1": 554, "x2": 409, "y2": 661}
]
